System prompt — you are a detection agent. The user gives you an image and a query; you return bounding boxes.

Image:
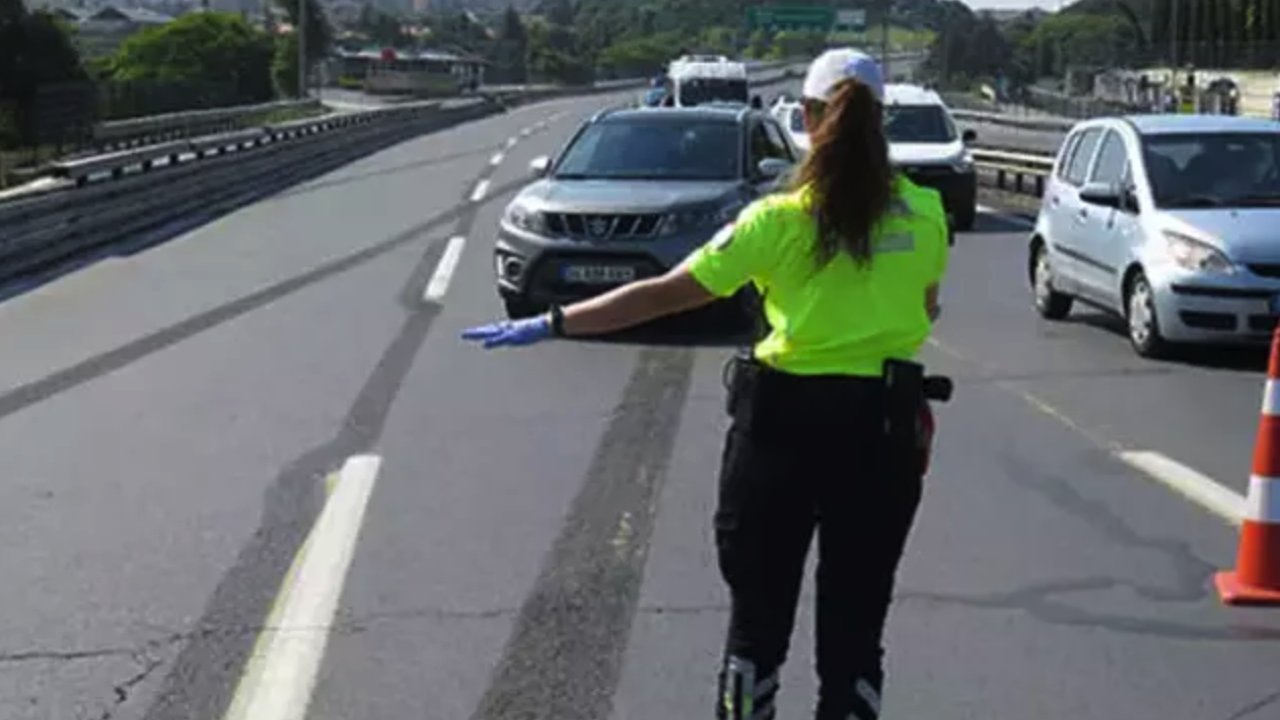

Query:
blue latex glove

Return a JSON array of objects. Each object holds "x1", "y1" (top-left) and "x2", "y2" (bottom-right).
[{"x1": 460, "y1": 315, "x2": 553, "y2": 349}]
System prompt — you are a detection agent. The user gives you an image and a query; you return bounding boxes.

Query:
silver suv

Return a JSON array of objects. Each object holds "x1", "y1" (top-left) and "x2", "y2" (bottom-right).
[{"x1": 494, "y1": 105, "x2": 798, "y2": 318}]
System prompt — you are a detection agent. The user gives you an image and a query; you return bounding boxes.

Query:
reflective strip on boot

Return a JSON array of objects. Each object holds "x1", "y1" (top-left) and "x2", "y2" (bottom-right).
[
  {"x1": 719, "y1": 656, "x2": 779, "y2": 720},
  {"x1": 843, "y1": 677, "x2": 881, "y2": 720}
]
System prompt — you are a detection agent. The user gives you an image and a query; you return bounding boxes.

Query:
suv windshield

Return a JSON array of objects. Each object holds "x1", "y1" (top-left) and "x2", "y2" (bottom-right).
[
  {"x1": 883, "y1": 104, "x2": 957, "y2": 143},
  {"x1": 1143, "y1": 132, "x2": 1280, "y2": 208},
  {"x1": 678, "y1": 78, "x2": 749, "y2": 106},
  {"x1": 554, "y1": 119, "x2": 741, "y2": 181}
]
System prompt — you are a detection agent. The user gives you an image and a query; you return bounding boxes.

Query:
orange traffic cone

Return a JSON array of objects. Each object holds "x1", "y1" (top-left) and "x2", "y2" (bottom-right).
[{"x1": 1215, "y1": 326, "x2": 1280, "y2": 605}]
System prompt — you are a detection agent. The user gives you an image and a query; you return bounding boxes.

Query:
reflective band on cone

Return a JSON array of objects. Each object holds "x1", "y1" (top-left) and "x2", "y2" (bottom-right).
[{"x1": 1216, "y1": 326, "x2": 1280, "y2": 605}]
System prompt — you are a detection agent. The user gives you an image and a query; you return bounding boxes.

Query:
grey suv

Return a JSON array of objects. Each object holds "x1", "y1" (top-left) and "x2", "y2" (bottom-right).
[{"x1": 494, "y1": 105, "x2": 798, "y2": 318}]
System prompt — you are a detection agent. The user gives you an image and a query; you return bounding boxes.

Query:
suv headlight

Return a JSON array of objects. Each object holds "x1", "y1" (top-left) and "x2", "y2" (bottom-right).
[
  {"x1": 659, "y1": 201, "x2": 743, "y2": 237},
  {"x1": 950, "y1": 151, "x2": 974, "y2": 173},
  {"x1": 503, "y1": 202, "x2": 546, "y2": 235},
  {"x1": 1164, "y1": 231, "x2": 1234, "y2": 274}
]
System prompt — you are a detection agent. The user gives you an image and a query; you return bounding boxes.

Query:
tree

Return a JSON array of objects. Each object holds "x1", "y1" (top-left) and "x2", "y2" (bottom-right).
[
  {"x1": 0, "y1": 0, "x2": 86, "y2": 146},
  {"x1": 110, "y1": 12, "x2": 273, "y2": 103}
]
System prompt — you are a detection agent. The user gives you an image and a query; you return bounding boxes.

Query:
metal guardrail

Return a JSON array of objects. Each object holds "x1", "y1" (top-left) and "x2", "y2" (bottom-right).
[
  {"x1": 971, "y1": 147, "x2": 1055, "y2": 198},
  {"x1": 953, "y1": 109, "x2": 1075, "y2": 133},
  {"x1": 0, "y1": 66, "x2": 803, "y2": 285},
  {"x1": 92, "y1": 99, "x2": 323, "y2": 153}
]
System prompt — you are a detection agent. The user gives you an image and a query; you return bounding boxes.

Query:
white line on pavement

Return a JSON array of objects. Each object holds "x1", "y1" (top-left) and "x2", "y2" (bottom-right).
[
  {"x1": 506, "y1": 137, "x2": 517, "y2": 149},
  {"x1": 222, "y1": 455, "x2": 382, "y2": 720},
  {"x1": 470, "y1": 179, "x2": 491, "y2": 203},
  {"x1": 520, "y1": 127, "x2": 532, "y2": 137},
  {"x1": 423, "y1": 236, "x2": 466, "y2": 302},
  {"x1": 1118, "y1": 450, "x2": 1245, "y2": 525},
  {"x1": 490, "y1": 152, "x2": 505, "y2": 167},
  {"x1": 929, "y1": 336, "x2": 1246, "y2": 527}
]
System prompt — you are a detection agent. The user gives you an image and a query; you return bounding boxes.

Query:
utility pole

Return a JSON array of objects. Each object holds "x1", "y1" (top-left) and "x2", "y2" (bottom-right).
[
  {"x1": 298, "y1": 0, "x2": 308, "y2": 99},
  {"x1": 1169, "y1": 0, "x2": 1179, "y2": 88},
  {"x1": 880, "y1": 0, "x2": 890, "y2": 79}
]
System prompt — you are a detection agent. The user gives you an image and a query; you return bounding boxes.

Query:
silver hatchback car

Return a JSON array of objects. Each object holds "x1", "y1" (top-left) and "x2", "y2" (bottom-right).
[{"x1": 1029, "y1": 114, "x2": 1280, "y2": 357}]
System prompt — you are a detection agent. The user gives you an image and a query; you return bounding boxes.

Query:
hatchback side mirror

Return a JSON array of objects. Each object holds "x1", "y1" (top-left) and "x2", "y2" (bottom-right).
[
  {"x1": 756, "y1": 157, "x2": 791, "y2": 180},
  {"x1": 530, "y1": 156, "x2": 550, "y2": 177},
  {"x1": 962, "y1": 128, "x2": 977, "y2": 144}
]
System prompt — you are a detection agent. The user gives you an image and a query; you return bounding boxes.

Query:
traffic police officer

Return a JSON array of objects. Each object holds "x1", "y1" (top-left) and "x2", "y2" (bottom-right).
[{"x1": 462, "y1": 48, "x2": 950, "y2": 720}]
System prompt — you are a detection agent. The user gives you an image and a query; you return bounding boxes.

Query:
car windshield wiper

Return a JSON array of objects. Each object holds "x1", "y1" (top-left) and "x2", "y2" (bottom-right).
[
  {"x1": 1228, "y1": 193, "x2": 1280, "y2": 206},
  {"x1": 1160, "y1": 194, "x2": 1225, "y2": 208}
]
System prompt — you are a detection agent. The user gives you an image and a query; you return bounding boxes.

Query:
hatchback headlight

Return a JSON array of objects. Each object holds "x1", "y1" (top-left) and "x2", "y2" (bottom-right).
[
  {"x1": 503, "y1": 202, "x2": 546, "y2": 235},
  {"x1": 951, "y1": 151, "x2": 974, "y2": 173},
  {"x1": 1164, "y1": 231, "x2": 1234, "y2": 274},
  {"x1": 659, "y1": 201, "x2": 743, "y2": 237}
]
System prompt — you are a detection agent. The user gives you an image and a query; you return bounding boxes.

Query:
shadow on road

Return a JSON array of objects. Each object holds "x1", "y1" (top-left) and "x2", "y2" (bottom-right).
[{"x1": 1068, "y1": 310, "x2": 1270, "y2": 372}]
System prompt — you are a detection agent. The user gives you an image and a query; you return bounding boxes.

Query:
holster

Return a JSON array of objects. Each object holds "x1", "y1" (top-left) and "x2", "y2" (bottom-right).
[
  {"x1": 723, "y1": 348, "x2": 761, "y2": 425},
  {"x1": 883, "y1": 358, "x2": 930, "y2": 477}
]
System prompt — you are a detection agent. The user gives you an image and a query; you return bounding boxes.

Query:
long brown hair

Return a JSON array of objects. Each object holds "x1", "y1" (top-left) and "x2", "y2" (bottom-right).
[{"x1": 790, "y1": 77, "x2": 894, "y2": 268}]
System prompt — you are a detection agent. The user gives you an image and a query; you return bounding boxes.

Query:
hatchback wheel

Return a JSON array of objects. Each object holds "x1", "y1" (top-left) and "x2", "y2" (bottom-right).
[
  {"x1": 1032, "y1": 244, "x2": 1073, "y2": 320},
  {"x1": 1126, "y1": 272, "x2": 1169, "y2": 358}
]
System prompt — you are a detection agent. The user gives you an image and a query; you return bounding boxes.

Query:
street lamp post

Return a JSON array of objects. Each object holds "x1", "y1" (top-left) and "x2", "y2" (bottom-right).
[{"x1": 297, "y1": 0, "x2": 308, "y2": 99}]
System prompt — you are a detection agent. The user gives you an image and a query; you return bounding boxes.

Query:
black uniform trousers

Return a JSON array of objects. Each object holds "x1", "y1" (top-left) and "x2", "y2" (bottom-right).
[{"x1": 714, "y1": 359, "x2": 929, "y2": 720}]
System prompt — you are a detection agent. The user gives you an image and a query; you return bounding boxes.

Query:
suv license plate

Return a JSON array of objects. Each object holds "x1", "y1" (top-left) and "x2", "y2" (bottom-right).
[{"x1": 562, "y1": 265, "x2": 636, "y2": 284}]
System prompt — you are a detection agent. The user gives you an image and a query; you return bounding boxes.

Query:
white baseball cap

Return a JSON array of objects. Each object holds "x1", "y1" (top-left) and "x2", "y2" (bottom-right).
[{"x1": 801, "y1": 48, "x2": 884, "y2": 103}]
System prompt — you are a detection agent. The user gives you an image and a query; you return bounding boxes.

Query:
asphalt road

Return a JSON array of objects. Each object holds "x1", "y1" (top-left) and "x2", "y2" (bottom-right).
[{"x1": 3, "y1": 82, "x2": 1280, "y2": 720}]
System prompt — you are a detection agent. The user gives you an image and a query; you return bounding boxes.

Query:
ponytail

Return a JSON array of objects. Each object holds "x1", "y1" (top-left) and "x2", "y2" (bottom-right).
[{"x1": 789, "y1": 77, "x2": 894, "y2": 268}]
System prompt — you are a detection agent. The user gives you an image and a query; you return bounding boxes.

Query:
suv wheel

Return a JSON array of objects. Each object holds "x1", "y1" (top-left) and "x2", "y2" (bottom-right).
[
  {"x1": 1032, "y1": 243, "x2": 1073, "y2": 320},
  {"x1": 1126, "y1": 272, "x2": 1169, "y2": 358},
  {"x1": 953, "y1": 204, "x2": 976, "y2": 232}
]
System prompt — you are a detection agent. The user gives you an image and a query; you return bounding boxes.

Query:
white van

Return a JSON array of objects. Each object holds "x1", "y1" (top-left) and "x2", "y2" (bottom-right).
[
  {"x1": 883, "y1": 83, "x2": 978, "y2": 230},
  {"x1": 666, "y1": 59, "x2": 750, "y2": 107}
]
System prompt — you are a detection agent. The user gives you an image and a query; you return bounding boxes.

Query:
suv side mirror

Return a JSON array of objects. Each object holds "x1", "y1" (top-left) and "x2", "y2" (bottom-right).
[
  {"x1": 751, "y1": 95, "x2": 763, "y2": 109},
  {"x1": 962, "y1": 128, "x2": 977, "y2": 144},
  {"x1": 756, "y1": 157, "x2": 791, "y2": 180},
  {"x1": 1080, "y1": 181, "x2": 1123, "y2": 208},
  {"x1": 529, "y1": 156, "x2": 551, "y2": 177}
]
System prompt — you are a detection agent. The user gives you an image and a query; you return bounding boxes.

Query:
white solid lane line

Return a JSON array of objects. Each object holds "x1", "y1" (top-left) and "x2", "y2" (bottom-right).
[
  {"x1": 423, "y1": 236, "x2": 466, "y2": 302},
  {"x1": 470, "y1": 179, "x2": 491, "y2": 203},
  {"x1": 1117, "y1": 450, "x2": 1245, "y2": 525},
  {"x1": 490, "y1": 152, "x2": 505, "y2": 167},
  {"x1": 222, "y1": 455, "x2": 382, "y2": 720}
]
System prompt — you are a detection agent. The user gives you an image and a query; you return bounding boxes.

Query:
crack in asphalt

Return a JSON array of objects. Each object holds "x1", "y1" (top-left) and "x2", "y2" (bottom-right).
[
  {"x1": 1223, "y1": 688, "x2": 1280, "y2": 720},
  {"x1": 892, "y1": 446, "x2": 1280, "y2": 643}
]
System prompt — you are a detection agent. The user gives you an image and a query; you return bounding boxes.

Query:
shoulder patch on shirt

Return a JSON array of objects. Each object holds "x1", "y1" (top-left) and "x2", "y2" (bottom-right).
[
  {"x1": 875, "y1": 231, "x2": 915, "y2": 253},
  {"x1": 710, "y1": 223, "x2": 736, "y2": 251}
]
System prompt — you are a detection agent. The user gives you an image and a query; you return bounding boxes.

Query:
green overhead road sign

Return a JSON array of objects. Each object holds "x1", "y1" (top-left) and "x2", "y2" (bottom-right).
[
  {"x1": 746, "y1": 5, "x2": 835, "y2": 31},
  {"x1": 835, "y1": 8, "x2": 867, "y2": 32}
]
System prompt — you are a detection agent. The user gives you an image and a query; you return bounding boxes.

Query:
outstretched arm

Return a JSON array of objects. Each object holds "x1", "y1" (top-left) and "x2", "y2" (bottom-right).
[{"x1": 561, "y1": 266, "x2": 717, "y2": 336}]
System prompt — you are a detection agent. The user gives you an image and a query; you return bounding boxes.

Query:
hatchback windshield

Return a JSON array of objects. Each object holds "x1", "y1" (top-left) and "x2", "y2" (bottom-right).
[
  {"x1": 678, "y1": 78, "x2": 749, "y2": 106},
  {"x1": 1143, "y1": 132, "x2": 1280, "y2": 208},
  {"x1": 883, "y1": 104, "x2": 957, "y2": 143},
  {"x1": 554, "y1": 119, "x2": 741, "y2": 181},
  {"x1": 789, "y1": 107, "x2": 805, "y2": 133}
]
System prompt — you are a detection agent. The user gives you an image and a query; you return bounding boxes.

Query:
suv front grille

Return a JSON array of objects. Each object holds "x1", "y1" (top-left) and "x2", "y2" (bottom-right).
[{"x1": 545, "y1": 212, "x2": 663, "y2": 240}]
